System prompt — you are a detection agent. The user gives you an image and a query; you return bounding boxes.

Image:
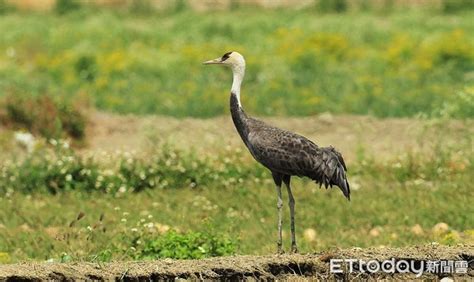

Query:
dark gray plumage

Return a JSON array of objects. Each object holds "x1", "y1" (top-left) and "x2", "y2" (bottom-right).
[
  {"x1": 231, "y1": 94, "x2": 351, "y2": 200},
  {"x1": 204, "y1": 51, "x2": 350, "y2": 254}
]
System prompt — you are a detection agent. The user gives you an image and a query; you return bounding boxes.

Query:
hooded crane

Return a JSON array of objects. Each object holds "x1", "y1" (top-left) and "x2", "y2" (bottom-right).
[{"x1": 203, "y1": 51, "x2": 350, "y2": 253}]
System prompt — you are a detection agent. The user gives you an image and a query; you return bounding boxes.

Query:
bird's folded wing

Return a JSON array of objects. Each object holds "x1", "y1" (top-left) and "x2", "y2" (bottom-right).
[
  {"x1": 248, "y1": 129, "x2": 322, "y2": 175},
  {"x1": 251, "y1": 128, "x2": 346, "y2": 175},
  {"x1": 247, "y1": 126, "x2": 350, "y2": 199}
]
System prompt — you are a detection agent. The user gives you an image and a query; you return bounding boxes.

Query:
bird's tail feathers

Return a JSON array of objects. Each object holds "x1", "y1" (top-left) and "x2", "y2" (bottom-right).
[
  {"x1": 315, "y1": 147, "x2": 350, "y2": 201},
  {"x1": 331, "y1": 165, "x2": 351, "y2": 201}
]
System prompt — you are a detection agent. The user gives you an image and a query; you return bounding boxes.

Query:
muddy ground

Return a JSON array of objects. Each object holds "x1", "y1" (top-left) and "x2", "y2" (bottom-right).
[{"x1": 0, "y1": 245, "x2": 472, "y2": 280}]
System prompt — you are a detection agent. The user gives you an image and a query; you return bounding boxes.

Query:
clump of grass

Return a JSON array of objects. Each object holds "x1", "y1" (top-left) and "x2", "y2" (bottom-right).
[
  {"x1": 0, "y1": 94, "x2": 87, "y2": 142},
  {"x1": 0, "y1": 0, "x2": 14, "y2": 14},
  {"x1": 128, "y1": 0, "x2": 155, "y2": 15},
  {"x1": 138, "y1": 230, "x2": 236, "y2": 260},
  {"x1": 55, "y1": 0, "x2": 81, "y2": 15},
  {"x1": 442, "y1": 0, "x2": 474, "y2": 13},
  {"x1": 317, "y1": 0, "x2": 347, "y2": 13},
  {"x1": 433, "y1": 87, "x2": 474, "y2": 118}
]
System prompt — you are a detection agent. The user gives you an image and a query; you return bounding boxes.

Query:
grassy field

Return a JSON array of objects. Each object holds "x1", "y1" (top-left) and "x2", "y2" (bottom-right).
[
  {"x1": 0, "y1": 6, "x2": 473, "y2": 264},
  {"x1": 0, "y1": 115, "x2": 472, "y2": 263},
  {"x1": 0, "y1": 9, "x2": 473, "y2": 118}
]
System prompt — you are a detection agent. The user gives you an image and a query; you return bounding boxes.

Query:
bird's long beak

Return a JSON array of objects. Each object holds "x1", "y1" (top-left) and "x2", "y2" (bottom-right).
[{"x1": 202, "y1": 57, "x2": 222, "y2": 65}]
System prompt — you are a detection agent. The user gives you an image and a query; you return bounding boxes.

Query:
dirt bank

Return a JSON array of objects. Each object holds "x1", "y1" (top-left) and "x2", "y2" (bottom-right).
[{"x1": 0, "y1": 245, "x2": 472, "y2": 280}]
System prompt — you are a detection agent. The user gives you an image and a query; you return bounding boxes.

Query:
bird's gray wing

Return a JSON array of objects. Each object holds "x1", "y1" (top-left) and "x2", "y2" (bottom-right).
[{"x1": 247, "y1": 125, "x2": 350, "y2": 200}]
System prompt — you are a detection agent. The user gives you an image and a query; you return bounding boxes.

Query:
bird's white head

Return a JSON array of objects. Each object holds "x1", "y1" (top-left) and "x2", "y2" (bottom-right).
[
  {"x1": 203, "y1": 51, "x2": 246, "y2": 72},
  {"x1": 203, "y1": 52, "x2": 246, "y2": 104},
  {"x1": 203, "y1": 51, "x2": 245, "y2": 67}
]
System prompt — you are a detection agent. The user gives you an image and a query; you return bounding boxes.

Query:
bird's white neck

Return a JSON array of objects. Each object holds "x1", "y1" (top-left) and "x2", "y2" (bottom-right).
[{"x1": 231, "y1": 64, "x2": 245, "y2": 107}]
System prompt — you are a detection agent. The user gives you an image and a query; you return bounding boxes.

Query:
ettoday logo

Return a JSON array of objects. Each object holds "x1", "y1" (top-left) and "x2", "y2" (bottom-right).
[{"x1": 330, "y1": 259, "x2": 468, "y2": 277}]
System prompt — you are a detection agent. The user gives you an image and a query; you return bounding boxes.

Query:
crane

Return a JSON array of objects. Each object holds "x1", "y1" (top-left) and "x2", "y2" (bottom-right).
[{"x1": 203, "y1": 51, "x2": 350, "y2": 254}]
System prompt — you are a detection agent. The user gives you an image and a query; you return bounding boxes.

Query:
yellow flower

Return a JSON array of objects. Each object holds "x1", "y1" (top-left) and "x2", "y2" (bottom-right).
[
  {"x1": 99, "y1": 50, "x2": 128, "y2": 74},
  {"x1": 0, "y1": 252, "x2": 10, "y2": 264}
]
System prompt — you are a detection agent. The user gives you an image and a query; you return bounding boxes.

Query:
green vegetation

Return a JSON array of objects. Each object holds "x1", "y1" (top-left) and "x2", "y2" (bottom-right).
[
  {"x1": 55, "y1": 0, "x2": 81, "y2": 15},
  {"x1": 0, "y1": 9, "x2": 473, "y2": 118},
  {"x1": 0, "y1": 140, "x2": 266, "y2": 195},
  {"x1": 0, "y1": 125, "x2": 472, "y2": 196},
  {"x1": 139, "y1": 230, "x2": 236, "y2": 260},
  {"x1": 0, "y1": 122, "x2": 472, "y2": 262},
  {"x1": 0, "y1": 94, "x2": 87, "y2": 142}
]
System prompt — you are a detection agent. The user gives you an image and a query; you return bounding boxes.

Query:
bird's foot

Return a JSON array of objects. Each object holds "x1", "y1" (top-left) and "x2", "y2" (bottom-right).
[
  {"x1": 276, "y1": 244, "x2": 284, "y2": 255},
  {"x1": 291, "y1": 245, "x2": 298, "y2": 254}
]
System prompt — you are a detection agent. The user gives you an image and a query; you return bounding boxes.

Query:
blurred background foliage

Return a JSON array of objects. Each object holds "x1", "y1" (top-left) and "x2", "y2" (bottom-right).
[{"x1": 0, "y1": 0, "x2": 473, "y2": 120}]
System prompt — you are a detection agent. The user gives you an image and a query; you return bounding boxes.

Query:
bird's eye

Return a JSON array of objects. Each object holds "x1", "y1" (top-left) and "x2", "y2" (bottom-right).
[{"x1": 221, "y1": 52, "x2": 232, "y2": 61}]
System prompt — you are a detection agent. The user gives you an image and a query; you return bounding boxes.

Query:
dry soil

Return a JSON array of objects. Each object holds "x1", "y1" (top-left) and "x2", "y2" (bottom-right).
[{"x1": 0, "y1": 245, "x2": 472, "y2": 280}]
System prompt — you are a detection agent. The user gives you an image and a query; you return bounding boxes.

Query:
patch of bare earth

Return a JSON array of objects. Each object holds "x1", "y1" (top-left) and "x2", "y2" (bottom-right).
[
  {"x1": 86, "y1": 112, "x2": 473, "y2": 161},
  {"x1": 0, "y1": 245, "x2": 472, "y2": 280}
]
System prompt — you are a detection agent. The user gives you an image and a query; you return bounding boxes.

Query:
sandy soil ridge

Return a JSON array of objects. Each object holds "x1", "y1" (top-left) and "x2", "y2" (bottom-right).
[{"x1": 0, "y1": 245, "x2": 472, "y2": 280}]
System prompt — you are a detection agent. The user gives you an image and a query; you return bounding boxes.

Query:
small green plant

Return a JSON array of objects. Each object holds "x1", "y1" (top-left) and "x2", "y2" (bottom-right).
[
  {"x1": 174, "y1": 0, "x2": 187, "y2": 13},
  {"x1": 91, "y1": 249, "x2": 113, "y2": 262},
  {"x1": 138, "y1": 230, "x2": 236, "y2": 259},
  {"x1": 0, "y1": 0, "x2": 14, "y2": 14},
  {"x1": 55, "y1": 0, "x2": 81, "y2": 15},
  {"x1": 317, "y1": 0, "x2": 347, "y2": 13},
  {"x1": 442, "y1": 0, "x2": 474, "y2": 13},
  {"x1": 59, "y1": 252, "x2": 73, "y2": 262},
  {"x1": 129, "y1": 0, "x2": 153, "y2": 14},
  {"x1": 75, "y1": 56, "x2": 97, "y2": 82},
  {"x1": 0, "y1": 252, "x2": 11, "y2": 264}
]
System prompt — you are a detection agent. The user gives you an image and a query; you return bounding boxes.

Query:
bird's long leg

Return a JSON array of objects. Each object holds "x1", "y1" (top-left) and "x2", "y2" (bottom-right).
[
  {"x1": 272, "y1": 173, "x2": 284, "y2": 254},
  {"x1": 283, "y1": 175, "x2": 298, "y2": 253}
]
